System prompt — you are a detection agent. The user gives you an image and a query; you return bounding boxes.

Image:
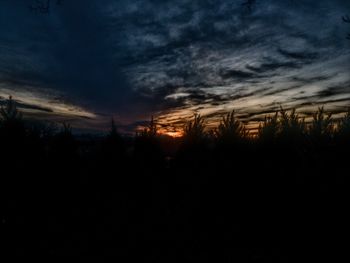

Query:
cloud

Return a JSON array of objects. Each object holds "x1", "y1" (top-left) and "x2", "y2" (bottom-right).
[
  {"x1": 277, "y1": 48, "x2": 319, "y2": 61},
  {"x1": 0, "y1": 0, "x2": 350, "y2": 132},
  {"x1": 219, "y1": 69, "x2": 257, "y2": 80}
]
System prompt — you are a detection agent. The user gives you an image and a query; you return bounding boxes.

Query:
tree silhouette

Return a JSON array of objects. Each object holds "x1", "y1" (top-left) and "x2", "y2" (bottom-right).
[
  {"x1": 0, "y1": 96, "x2": 25, "y2": 140},
  {"x1": 0, "y1": 96, "x2": 28, "y2": 166},
  {"x1": 103, "y1": 118, "x2": 125, "y2": 161},
  {"x1": 139, "y1": 116, "x2": 158, "y2": 139},
  {"x1": 0, "y1": 96, "x2": 22, "y2": 122},
  {"x1": 109, "y1": 119, "x2": 118, "y2": 138}
]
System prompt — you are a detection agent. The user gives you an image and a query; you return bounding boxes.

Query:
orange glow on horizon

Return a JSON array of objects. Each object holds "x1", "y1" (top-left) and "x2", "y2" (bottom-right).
[
  {"x1": 135, "y1": 124, "x2": 183, "y2": 138},
  {"x1": 161, "y1": 130, "x2": 183, "y2": 138}
]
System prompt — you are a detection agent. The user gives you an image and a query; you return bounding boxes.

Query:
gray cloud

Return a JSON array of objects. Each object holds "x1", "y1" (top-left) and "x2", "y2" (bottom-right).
[{"x1": 0, "y1": 0, "x2": 350, "y2": 132}]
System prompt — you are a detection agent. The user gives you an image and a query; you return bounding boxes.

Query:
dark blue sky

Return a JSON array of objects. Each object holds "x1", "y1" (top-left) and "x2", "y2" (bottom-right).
[{"x1": 0, "y1": 0, "x2": 349, "y2": 134}]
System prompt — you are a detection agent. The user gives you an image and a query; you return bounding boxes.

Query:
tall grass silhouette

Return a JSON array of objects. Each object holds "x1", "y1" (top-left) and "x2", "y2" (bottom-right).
[
  {"x1": 1, "y1": 96, "x2": 349, "y2": 145},
  {"x1": 279, "y1": 108, "x2": 305, "y2": 139},
  {"x1": 183, "y1": 114, "x2": 206, "y2": 144},
  {"x1": 309, "y1": 107, "x2": 334, "y2": 141},
  {"x1": 337, "y1": 108, "x2": 350, "y2": 139},
  {"x1": 215, "y1": 111, "x2": 247, "y2": 144},
  {"x1": 258, "y1": 112, "x2": 279, "y2": 142}
]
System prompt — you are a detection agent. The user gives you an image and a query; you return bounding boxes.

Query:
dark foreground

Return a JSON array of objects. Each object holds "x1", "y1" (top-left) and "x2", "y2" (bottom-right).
[
  {"x1": 1, "y1": 101, "x2": 349, "y2": 260},
  {"x1": 1, "y1": 134, "x2": 348, "y2": 261}
]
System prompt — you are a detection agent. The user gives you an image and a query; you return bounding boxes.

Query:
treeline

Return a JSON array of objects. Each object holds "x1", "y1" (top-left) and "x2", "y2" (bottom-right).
[
  {"x1": 1, "y1": 95, "x2": 350, "y2": 180},
  {"x1": 1, "y1": 95, "x2": 350, "y2": 181},
  {"x1": 1, "y1": 96, "x2": 349, "y2": 259},
  {"x1": 170, "y1": 107, "x2": 350, "y2": 144},
  {"x1": 1, "y1": 96, "x2": 350, "y2": 152}
]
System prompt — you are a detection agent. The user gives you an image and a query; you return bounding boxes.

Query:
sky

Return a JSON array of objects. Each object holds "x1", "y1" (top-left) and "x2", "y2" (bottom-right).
[{"x1": 0, "y1": 0, "x2": 349, "y2": 135}]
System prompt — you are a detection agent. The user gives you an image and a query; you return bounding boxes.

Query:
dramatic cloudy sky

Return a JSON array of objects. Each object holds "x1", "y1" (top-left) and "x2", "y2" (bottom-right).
[{"x1": 0, "y1": 0, "x2": 349, "y2": 134}]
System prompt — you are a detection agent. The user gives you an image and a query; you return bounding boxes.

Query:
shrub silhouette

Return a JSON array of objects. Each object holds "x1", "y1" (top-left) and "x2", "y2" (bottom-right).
[
  {"x1": 279, "y1": 108, "x2": 305, "y2": 134},
  {"x1": 309, "y1": 107, "x2": 333, "y2": 140},
  {"x1": 279, "y1": 108, "x2": 306, "y2": 145},
  {"x1": 178, "y1": 114, "x2": 210, "y2": 165},
  {"x1": 258, "y1": 112, "x2": 279, "y2": 142},
  {"x1": 336, "y1": 108, "x2": 350, "y2": 151},
  {"x1": 215, "y1": 110, "x2": 246, "y2": 144},
  {"x1": 337, "y1": 108, "x2": 350, "y2": 137},
  {"x1": 258, "y1": 108, "x2": 307, "y2": 145},
  {"x1": 182, "y1": 114, "x2": 206, "y2": 144}
]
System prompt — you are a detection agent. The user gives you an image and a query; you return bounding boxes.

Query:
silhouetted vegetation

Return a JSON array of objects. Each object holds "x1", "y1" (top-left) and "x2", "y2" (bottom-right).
[
  {"x1": 183, "y1": 114, "x2": 206, "y2": 140},
  {"x1": 258, "y1": 111, "x2": 279, "y2": 142},
  {"x1": 215, "y1": 111, "x2": 247, "y2": 143},
  {"x1": 2, "y1": 96, "x2": 349, "y2": 260},
  {"x1": 337, "y1": 108, "x2": 350, "y2": 139},
  {"x1": 101, "y1": 119, "x2": 125, "y2": 161}
]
